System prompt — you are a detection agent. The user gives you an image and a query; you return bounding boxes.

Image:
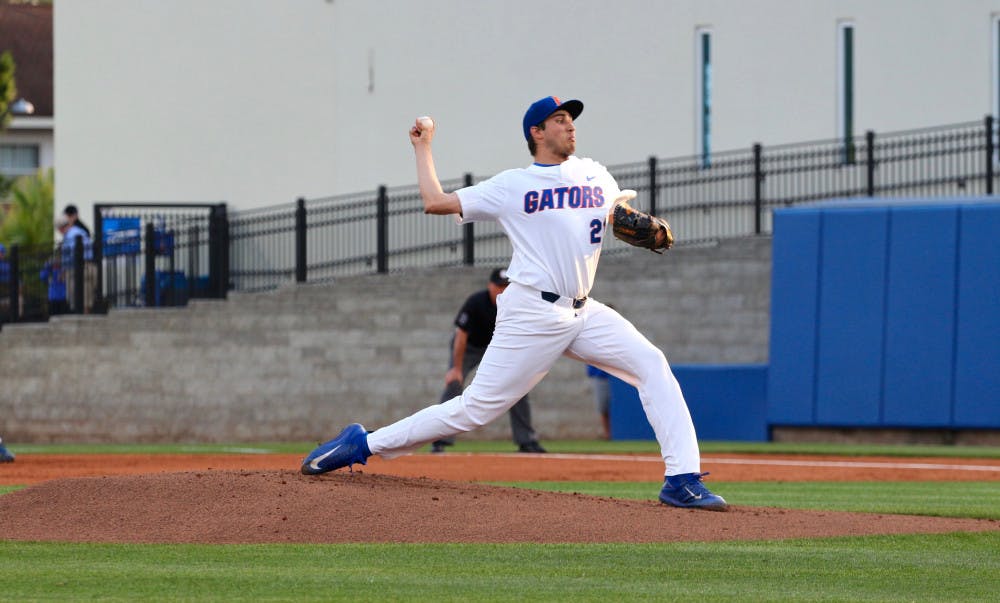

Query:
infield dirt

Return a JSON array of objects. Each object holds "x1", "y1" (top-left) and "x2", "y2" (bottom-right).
[{"x1": 1, "y1": 452, "x2": 998, "y2": 543}]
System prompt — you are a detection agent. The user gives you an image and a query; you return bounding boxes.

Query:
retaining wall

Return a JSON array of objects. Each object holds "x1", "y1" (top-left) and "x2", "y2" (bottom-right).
[{"x1": 0, "y1": 236, "x2": 771, "y2": 443}]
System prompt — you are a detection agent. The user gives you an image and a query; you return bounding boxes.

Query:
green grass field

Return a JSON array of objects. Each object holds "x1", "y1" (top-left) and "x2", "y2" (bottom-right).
[{"x1": 1, "y1": 441, "x2": 998, "y2": 601}]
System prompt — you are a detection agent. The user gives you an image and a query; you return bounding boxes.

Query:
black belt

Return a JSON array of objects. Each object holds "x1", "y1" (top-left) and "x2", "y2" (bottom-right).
[{"x1": 541, "y1": 290, "x2": 587, "y2": 309}]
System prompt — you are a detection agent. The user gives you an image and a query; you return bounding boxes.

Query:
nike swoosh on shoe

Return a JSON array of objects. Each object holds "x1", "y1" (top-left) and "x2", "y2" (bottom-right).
[{"x1": 309, "y1": 444, "x2": 342, "y2": 472}]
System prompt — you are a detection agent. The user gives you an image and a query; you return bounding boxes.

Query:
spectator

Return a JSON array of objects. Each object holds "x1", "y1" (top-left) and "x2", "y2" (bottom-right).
[
  {"x1": 0, "y1": 242, "x2": 9, "y2": 284},
  {"x1": 63, "y1": 204, "x2": 92, "y2": 237},
  {"x1": 432, "y1": 268, "x2": 546, "y2": 453},
  {"x1": 56, "y1": 214, "x2": 95, "y2": 313},
  {"x1": 40, "y1": 258, "x2": 69, "y2": 316}
]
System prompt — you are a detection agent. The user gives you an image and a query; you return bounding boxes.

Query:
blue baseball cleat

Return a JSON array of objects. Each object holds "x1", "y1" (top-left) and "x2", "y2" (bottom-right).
[
  {"x1": 301, "y1": 423, "x2": 371, "y2": 475},
  {"x1": 659, "y1": 472, "x2": 728, "y2": 511}
]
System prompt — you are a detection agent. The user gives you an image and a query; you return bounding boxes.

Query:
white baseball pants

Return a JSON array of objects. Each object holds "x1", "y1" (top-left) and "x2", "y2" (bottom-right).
[{"x1": 366, "y1": 282, "x2": 701, "y2": 476}]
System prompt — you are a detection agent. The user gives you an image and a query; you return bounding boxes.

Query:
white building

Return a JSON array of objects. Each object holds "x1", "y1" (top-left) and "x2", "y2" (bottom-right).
[{"x1": 54, "y1": 0, "x2": 1000, "y2": 223}]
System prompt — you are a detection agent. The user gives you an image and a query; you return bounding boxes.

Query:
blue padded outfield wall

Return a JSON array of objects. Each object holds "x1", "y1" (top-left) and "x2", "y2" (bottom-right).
[
  {"x1": 768, "y1": 197, "x2": 1000, "y2": 430},
  {"x1": 608, "y1": 196, "x2": 998, "y2": 442},
  {"x1": 609, "y1": 366, "x2": 768, "y2": 441}
]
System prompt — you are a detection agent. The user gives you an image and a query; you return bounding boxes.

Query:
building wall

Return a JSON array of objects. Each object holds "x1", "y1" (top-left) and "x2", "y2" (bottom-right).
[
  {"x1": 55, "y1": 1, "x2": 1000, "y2": 223},
  {"x1": 53, "y1": 0, "x2": 338, "y2": 222}
]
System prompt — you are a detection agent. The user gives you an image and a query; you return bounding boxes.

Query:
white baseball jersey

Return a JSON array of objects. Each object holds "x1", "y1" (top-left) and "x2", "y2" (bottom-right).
[{"x1": 456, "y1": 156, "x2": 620, "y2": 300}]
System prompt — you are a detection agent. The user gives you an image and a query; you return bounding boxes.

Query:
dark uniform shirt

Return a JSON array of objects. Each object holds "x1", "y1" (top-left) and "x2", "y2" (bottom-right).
[{"x1": 454, "y1": 289, "x2": 497, "y2": 348}]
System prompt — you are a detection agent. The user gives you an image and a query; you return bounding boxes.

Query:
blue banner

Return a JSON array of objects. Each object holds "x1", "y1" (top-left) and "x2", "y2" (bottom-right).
[{"x1": 102, "y1": 217, "x2": 141, "y2": 257}]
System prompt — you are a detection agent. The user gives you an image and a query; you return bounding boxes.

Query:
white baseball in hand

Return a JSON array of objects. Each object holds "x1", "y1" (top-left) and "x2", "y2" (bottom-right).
[{"x1": 417, "y1": 116, "x2": 434, "y2": 130}]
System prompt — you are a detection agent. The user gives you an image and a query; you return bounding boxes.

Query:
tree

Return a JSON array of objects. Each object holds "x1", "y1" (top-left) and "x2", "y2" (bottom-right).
[
  {"x1": 0, "y1": 168, "x2": 55, "y2": 250},
  {"x1": 0, "y1": 50, "x2": 16, "y2": 131},
  {"x1": 0, "y1": 50, "x2": 19, "y2": 202},
  {"x1": 0, "y1": 168, "x2": 55, "y2": 320},
  {"x1": 0, "y1": 173, "x2": 14, "y2": 202}
]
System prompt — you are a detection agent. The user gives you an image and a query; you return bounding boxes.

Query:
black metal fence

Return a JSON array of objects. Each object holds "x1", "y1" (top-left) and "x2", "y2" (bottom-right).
[
  {"x1": 1, "y1": 116, "x2": 996, "y2": 323},
  {"x1": 225, "y1": 175, "x2": 518, "y2": 293},
  {"x1": 231, "y1": 115, "x2": 989, "y2": 288},
  {"x1": 0, "y1": 238, "x2": 95, "y2": 327},
  {"x1": 608, "y1": 117, "x2": 996, "y2": 247},
  {"x1": 91, "y1": 203, "x2": 229, "y2": 309},
  {"x1": 0, "y1": 201, "x2": 233, "y2": 327}
]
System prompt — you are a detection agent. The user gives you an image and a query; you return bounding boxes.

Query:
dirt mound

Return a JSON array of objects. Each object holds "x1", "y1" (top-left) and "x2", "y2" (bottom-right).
[{"x1": 0, "y1": 470, "x2": 995, "y2": 544}]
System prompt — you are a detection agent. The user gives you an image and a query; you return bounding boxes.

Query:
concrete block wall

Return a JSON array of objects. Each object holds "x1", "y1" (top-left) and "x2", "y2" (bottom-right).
[{"x1": 0, "y1": 236, "x2": 771, "y2": 443}]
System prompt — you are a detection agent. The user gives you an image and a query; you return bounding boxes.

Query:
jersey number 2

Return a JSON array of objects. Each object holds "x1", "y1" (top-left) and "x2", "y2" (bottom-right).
[{"x1": 590, "y1": 218, "x2": 603, "y2": 244}]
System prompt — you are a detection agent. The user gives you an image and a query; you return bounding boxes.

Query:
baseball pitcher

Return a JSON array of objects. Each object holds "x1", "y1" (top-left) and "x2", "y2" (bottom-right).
[{"x1": 302, "y1": 96, "x2": 727, "y2": 511}]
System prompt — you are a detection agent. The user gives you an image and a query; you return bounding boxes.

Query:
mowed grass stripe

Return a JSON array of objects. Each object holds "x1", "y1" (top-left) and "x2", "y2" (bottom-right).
[
  {"x1": 0, "y1": 535, "x2": 997, "y2": 602},
  {"x1": 497, "y1": 481, "x2": 1000, "y2": 520}
]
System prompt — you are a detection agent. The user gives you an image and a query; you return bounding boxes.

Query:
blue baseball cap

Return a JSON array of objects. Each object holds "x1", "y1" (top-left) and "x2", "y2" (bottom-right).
[{"x1": 522, "y1": 96, "x2": 583, "y2": 141}]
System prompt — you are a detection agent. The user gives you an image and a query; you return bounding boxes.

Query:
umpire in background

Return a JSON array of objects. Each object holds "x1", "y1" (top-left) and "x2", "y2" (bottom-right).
[{"x1": 432, "y1": 268, "x2": 546, "y2": 453}]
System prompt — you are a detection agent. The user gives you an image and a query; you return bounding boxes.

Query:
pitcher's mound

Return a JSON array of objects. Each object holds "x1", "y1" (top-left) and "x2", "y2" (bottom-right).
[{"x1": 0, "y1": 470, "x2": 995, "y2": 543}]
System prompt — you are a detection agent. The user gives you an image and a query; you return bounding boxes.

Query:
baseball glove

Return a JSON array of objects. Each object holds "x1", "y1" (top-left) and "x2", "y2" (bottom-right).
[{"x1": 611, "y1": 190, "x2": 674, "y2": 253}]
